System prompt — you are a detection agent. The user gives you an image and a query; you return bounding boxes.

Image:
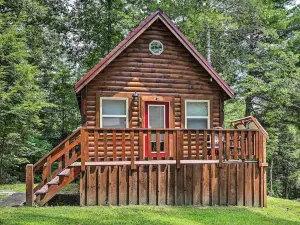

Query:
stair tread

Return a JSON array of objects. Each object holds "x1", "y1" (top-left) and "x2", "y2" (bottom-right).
[
  {"x1": 58, "y1": 168, "x2": 71, "y2": 177},
  {"x1": 47, "y1": 176, "x2": 60, "y2": 185},
  {"x1": 35, "y1": 185, "x2": 48, "y2": 195},
  {"x1": 70, "y1": 162, "x2": 81, "y2": 167}
]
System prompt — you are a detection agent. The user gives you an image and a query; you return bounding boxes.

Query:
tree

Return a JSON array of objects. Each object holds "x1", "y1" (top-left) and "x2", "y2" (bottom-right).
[{"x1": 0, "y1": 0, "x2": 48, "y2": 182}]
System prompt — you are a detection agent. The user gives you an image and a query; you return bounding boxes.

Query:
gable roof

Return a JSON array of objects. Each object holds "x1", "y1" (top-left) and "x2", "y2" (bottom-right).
[{"x1": 74, "y1": 9, "x2": 234, "y2": 98}]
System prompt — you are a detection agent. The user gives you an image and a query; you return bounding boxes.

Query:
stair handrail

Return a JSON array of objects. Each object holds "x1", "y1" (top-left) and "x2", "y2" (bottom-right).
[
  {"x1": 26, "y1": 127, "x2": 85, "y2": 206},
  {"x1": 33, "y1": 127, "x2": 82, "y2": 172}
]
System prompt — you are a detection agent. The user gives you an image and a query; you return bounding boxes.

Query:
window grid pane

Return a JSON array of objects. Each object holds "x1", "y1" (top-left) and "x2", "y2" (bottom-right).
[
  {"x1": 187, "y1": 102, "x2": 208, "y2": 117},
  {"x1": 102, "y1": 99, "x2": 126, "y2": 115},
  {"x1": 101, "y1": 98, "x2": 127, "y2": 128},
  {"x1": 186, "y1": 118, "x2": 208, "y2": 129}
]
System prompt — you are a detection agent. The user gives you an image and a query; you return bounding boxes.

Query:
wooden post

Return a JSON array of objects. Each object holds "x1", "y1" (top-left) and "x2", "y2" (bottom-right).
[
  {"x1": 263, "y1": 135, "x2": 267, "y2": 208},
  {"x1": 26, "y1": 164, "x2": 34, "y2": 206},
  {"x1": 81, "y1": 128, "x2": 88, "y2": 171}
]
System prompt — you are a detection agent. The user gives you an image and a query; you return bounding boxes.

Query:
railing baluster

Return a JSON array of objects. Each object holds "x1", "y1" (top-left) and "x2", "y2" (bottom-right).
[
  {"x1": 173, "y1": 130, "x2": 176, "y2": 159},
  {"x1": 130, "y1": 130, "x2": 136, "y2": 169},
  {"x1": 65, "y1": 140, "x2": 70, "y2": 166},
  {"x1": 165, "y1": 130, "x2": 169, "y2": 159},
  {"x1": 233, "y1": 131, "x2": 238, "y2": 160},
  {"x1": 203, "y1": 131, "x2": 207, "y2": 160},
  {"x1": 112, "y1": 130, "x2": 117, "y2": 161},
  {"x1": 218, "y1": 131, "x2": 223, "y2": 167},
  {"x1": 225, "y1": 131, "x2": 230, "y2": 160},
  {"x1": 148, "y1": 130, "x2": 152, "y2": 160},
  {"x1": 176, "y1": 130, "x2": 182, "y2": 169},
  {"x1": 196, "y1": 130, "x2": 200, "y2": 159},
  {"x1": 211, "y1": 131, "x2": 215, "y2": 160},
  {"x1": 156, "y1": 130, "x2": 160, "y2": 160},
  {"x1": 139, "y1": 130, "x2": 144, "y2": 160},
  {"x1": 122, "y1": 131, "x2": 125, "y2": 161},
  {"x1": 241, "y1": 131, "x2": 245, "y2": 160},
  {"x1": 94, "y1": 131, "x2": 99, "y2": 161},
  {"x1": 248, "y1": 131, "x2": 253, "y2": 159},
  {"x1": 103, "y1": 130, "x2": 108, "y2": 161},
  {"x1": 46, "y1": 156, "x2": 51, "y2": 181},
  {"x1": 188, "y1": 130, "x2": 192, "y2": 159},
  {"x1": 58, "y1": 157, "x2": 63, "y2": 171},
  {"x1": 259, "y1": 132, "x2": 263, "y2": 166},
  {"x1": 255, "y1": 131, "x2": 259, "y2": 159}
]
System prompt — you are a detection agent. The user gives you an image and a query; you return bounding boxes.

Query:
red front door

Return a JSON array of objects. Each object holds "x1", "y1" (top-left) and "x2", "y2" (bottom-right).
[{"x1": 145, "y1": 101, "x2": 169, "y2": 157}]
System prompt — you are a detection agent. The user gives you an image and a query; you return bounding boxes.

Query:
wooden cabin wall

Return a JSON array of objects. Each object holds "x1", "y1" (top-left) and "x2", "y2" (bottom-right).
[
  {"x1": 80, "y1": 162, "x2": 267, "y2": 207},
  {"x1": 83, "y1": 19, "x2": 226, "y2": 160}
]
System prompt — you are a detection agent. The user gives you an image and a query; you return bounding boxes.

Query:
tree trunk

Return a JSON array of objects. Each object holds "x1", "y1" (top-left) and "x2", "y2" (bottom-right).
[
  {"x1": 245, "y1": 96, "x2": 252, "y2": 116},
  {"x1": 107, "y1": 0, "x2": 112, "y2": 53},
  {"x1": 206, "y1": 26, "x2": 211, "y2": 65}
]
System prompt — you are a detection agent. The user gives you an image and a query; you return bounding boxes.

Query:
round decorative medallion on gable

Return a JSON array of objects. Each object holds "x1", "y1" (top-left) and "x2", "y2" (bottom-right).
[{"x1": 149, "y1": 40, "x2": 163, "y2": 55}]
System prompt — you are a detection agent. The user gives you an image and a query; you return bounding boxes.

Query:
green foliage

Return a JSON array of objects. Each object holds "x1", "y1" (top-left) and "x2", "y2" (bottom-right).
[
  {"x1": 0, "y1": 0, "x2": 49, "y2": 183},
  {"x1": 0, "y1": 0, "x2": 299, "y2": 199}
]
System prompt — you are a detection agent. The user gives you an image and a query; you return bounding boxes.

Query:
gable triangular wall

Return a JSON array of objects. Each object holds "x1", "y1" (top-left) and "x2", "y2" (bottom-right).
[
  {"x1": 81, "y1": 17, "x2": 229, "y2": 129},
  {"x1": 75, "y1": 9, "x2": 233, "y2": 98}
]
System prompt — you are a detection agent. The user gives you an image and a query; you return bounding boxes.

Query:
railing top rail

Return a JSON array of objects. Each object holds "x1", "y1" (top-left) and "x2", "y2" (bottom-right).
[
  {"x1": 33, "y1": 127, "x2": 82, "y2": 171},
  {"x1": 83, "y1": 128, "x2": 260, "y2": 132}
]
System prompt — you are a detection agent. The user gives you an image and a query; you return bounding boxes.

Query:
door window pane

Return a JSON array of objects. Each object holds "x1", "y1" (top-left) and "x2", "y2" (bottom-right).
[
  {"x1": 149, "y1": 106, "x2": 164, "y2": 128},
  {"x1": 186, "y1": 118, "x2": 208, "y2": 129},
  {"x1": 148, "y1": 105, "x2": 165, "y2": 152},
  {"x1": 102, "y1": 99, "x2": 126, "y2": 115},
  {"x1": 187, "y1": 102, "x2": 208, "y2": 116}
]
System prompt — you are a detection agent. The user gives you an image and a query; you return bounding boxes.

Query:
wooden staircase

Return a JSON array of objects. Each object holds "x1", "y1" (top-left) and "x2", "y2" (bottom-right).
[{"x1": 25, "y1": 128, "x2": 89, "y2": 206}]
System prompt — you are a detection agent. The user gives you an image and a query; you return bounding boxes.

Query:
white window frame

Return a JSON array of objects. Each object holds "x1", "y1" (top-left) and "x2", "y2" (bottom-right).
[
  {"x1": 148, "y1": 104, "x2": 166, "y2": 130},
  {"x1": 149, "y1": 40, "x2": 164, "y2": 55},
  {"x1": 147, "y1": 104, "x2": 166, "y2": 153},
  {"x1": 100, "y1": 97, "x2": 128, "y2": 128},
  {"x1": 185, "y1": 100, "x2": 210, "y2": 129}
]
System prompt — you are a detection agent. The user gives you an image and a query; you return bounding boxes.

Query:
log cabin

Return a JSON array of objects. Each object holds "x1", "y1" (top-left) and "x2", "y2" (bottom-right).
[{"x1": 26, "y1": 9, "x2": 268, "y2": 207}]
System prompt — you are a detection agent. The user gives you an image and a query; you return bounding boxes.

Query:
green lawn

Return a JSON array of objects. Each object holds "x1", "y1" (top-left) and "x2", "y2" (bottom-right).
[
  {"x1": 0, "y1": 183, "x2": 79, "y2": 195},
  {"x1": 0, "y1": 183, "x2": 27, "y2": 193},
  {"x1": 0, "y1": 197, "x2": 299, "y2": 225}
]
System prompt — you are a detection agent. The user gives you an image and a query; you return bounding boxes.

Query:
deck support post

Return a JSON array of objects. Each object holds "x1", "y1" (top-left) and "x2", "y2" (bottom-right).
[
  {"x1": 26, "y1": 164, "x2": 34, "y2": 206},
  {"x1": 81, "y1": 128, "x2": 88, "y2": 171}
]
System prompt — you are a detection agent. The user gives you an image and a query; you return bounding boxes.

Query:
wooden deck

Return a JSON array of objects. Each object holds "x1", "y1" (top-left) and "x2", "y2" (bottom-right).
[{"x1": 26, "y1": 127, "x2": 268, "y2": 207}]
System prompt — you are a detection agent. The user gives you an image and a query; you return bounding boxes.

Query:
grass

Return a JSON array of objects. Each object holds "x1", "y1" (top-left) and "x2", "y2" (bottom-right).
[
  {"x1": 0, "y1": 183, "x2": 79, "y2": 195},
  {"x1": 0, "y1": 183, "x2": 27, "y2": 193},
  {"x1": 0, "y1": 197, "x2": 299, "y2": 224},
  {"x1": 0, "y1": 193, "x2": 9, "y2": 201},
  {"x1": 0, "y1": 183, "x2": 79, "y2": 203}
]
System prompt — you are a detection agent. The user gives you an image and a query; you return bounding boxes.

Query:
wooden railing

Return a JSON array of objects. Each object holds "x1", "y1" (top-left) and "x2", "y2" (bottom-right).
[
  {"x1": 85, "y1": 128, "x2": 265, "y2": 169},
  {"x1": 26, "y1": 128, "x2": 89, "y2": 205}
]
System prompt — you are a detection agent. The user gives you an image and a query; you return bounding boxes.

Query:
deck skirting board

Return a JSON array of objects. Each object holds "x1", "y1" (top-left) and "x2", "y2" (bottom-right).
[{"x1": 81, "y1": 162, "x2": 266, "y2": 207}]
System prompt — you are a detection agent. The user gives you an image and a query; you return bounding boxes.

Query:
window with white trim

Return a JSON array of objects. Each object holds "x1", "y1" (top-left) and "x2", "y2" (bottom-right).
[
  {"x1": 100, "y1": 97, "x2": 128, "y2": 128},
  {"x1": 149, "y1": 40, "x2": 163, "y2": 55},
  {"x1": 185, "y1": 100, "x2": 210, "y2": 129}
]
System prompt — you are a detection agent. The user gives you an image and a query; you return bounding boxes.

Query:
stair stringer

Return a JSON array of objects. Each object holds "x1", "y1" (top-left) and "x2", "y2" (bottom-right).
[{"x1": 35, "y1": 166, "x2": 81, "y2": 206}]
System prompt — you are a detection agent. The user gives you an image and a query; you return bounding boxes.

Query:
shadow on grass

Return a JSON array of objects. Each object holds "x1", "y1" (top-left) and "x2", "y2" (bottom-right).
[{"x1": 0, "y1": 204, "x2": 299, "y2": 225}]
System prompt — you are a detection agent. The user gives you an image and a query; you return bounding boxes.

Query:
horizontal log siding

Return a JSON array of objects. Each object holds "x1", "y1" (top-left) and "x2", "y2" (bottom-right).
[
  {"x1": 84, "y1": 20, "x2": 224, "y2": 160},
  {"x1": 81, "y1": 162, "x2": 266, "y2": 207}
]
